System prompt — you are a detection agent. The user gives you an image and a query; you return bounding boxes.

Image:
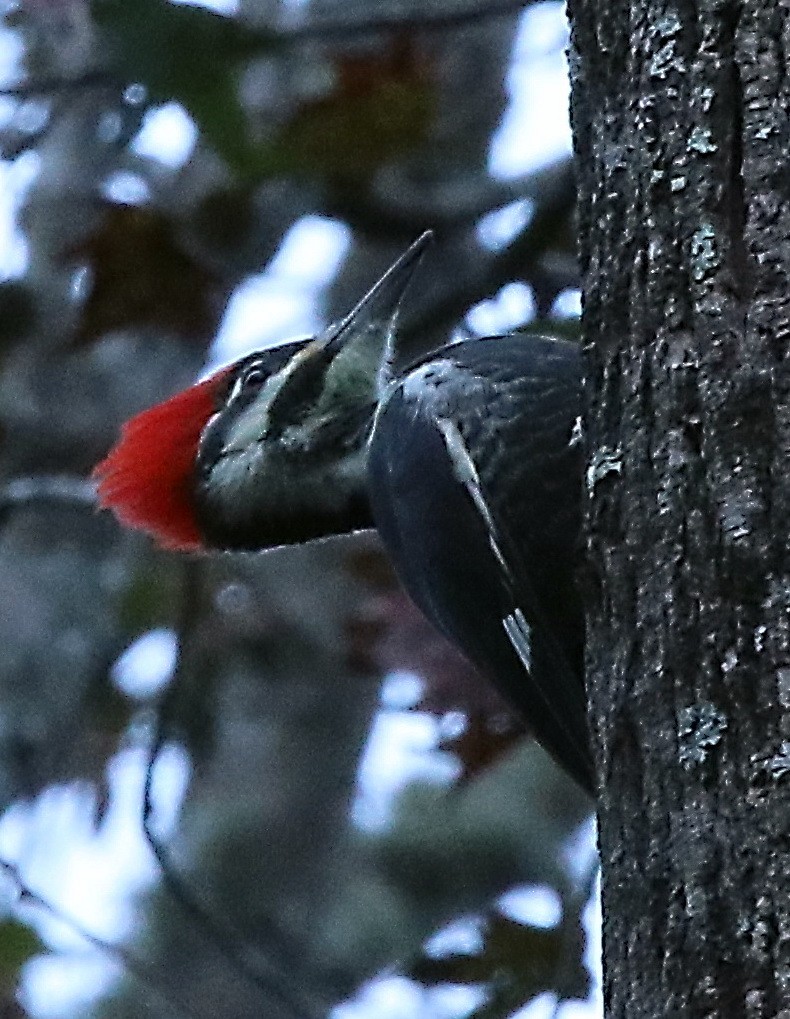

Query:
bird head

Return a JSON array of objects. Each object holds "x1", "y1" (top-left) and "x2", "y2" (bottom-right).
[{"x1": 94, "y1": 231, "x2": 431, "y2": 552}]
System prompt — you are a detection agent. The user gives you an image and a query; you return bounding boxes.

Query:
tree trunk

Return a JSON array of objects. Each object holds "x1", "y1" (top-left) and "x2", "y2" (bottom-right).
[{"x1": 567, "y1": 1, "x2": 790, "y2": 1016}]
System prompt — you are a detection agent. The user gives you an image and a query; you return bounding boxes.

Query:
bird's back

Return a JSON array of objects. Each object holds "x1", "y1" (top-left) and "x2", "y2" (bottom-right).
[{"x1": 367, "y1": 333, "x2": 592, "y2": 791}]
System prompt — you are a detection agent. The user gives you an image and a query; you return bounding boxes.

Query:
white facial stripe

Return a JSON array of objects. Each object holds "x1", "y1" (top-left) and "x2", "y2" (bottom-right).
[
  {"x1": 223, "y1": 341, "x2": 328, "y2": 453},
  {"x1": 223, "y1": 387, "x2": 274, "y2": 453},
  {"x1": 228, "y1": 373, "x2": 247, "y2": 404}
]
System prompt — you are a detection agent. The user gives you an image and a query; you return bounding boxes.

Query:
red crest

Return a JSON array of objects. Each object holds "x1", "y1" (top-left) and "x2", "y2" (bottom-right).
[{"x1": 93, "y1": 367, "x2": 232, "y2": 551}]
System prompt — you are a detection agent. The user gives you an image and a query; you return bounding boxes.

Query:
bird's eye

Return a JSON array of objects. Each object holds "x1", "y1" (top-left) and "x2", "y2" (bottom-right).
[
  {"x1": 228, "y1": 363, "x2": 266, "y2": 403},
  {"x1": 242, "y1": 366, "x2": 266, "y2": 390}
]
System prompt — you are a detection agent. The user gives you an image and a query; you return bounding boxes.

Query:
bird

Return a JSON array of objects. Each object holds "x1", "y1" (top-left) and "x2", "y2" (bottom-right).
[{"x1": 94, "y1": 233, "x2": 592, "y2": 792}]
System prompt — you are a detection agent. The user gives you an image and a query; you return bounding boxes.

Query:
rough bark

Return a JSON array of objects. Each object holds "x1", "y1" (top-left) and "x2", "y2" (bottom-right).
[{"x1": 567, "y1": 0, "x2": 790, "y2": 1016}]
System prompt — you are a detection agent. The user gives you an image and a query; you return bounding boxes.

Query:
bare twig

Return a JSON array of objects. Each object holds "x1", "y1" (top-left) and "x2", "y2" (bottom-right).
[
  {"x1": 0, "y1": 481, "x2": 318, "y2": 1011},
  {"x1": 396, "y1": 157, "x2": 577, "y2": 357},
  {"x1": 0, "y1": 70, "x2": 114, "y2": 98},
  {"x1": 0, "y1": 856, "x2": 205, "y2": 1019},
  {"x1": 0, "y1": 475, "x2": 97, "y2": 527},
  {"x1": 141, "y1": 560, "x2": 322, "y2": 1019},
  {"x1": 327, "y1": 160, "x2": 568, "y2": 239}
]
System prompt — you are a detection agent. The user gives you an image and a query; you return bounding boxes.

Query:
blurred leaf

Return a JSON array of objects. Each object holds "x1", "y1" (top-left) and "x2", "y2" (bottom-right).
[
  {"x1": 0, "y1": 920, "x2": 44, "y2": 997},
  {"x1": 93, "y1": 2, "x2": 432, "y2": 180},
  {"x1": 118, "y1": 556, "x2": 184, "y2": 635},
  {"x1": 192, "y1": 187, "x2": 258, "y2": 260},
  {"x1": 410, "y1": 912, "x2": 586, "y2": 1018},
  {"x1": 93, "y1": 0, "x2": 276, "y2": 173},
  {"x1": 412, "y1": 913, "x2": 560, "y2": 985},
  {"x1": 345, "y1": 543, "x2": 398, "y2": 591},
  {"x1": 346, "y1": 544, "x2": 526, "y2": 773},
  {"x1": 78, "y1": 677, "x2": 135, "y2": 825},
  {"x1": 267, "y1": 34, "x2": 435, "y2": 180},
  {"x1": 0, "y1": 284, "x2": 35, "y2": 356},
  {"x1": 66, "y1": 203, "x2": 222, "y2": 346},
  {"x1": 438, "y1": 712, "x2": 526, "y2": 783},
  {"x1": 351, "y1": 585, "x2": 517, "y2": 718}
]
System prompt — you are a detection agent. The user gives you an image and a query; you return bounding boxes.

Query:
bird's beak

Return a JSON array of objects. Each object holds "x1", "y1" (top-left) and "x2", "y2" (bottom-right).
[
  {"x1": 258, "y1": 231, "x2": 434, "y2": 439},
  {"x1": 323, "y1": 230, "x2": 433, "y2": 358}
]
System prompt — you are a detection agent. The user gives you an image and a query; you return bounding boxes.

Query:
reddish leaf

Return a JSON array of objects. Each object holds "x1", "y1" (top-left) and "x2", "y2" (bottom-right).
[
  {"x1": 272, "y1": 34, "x2": 436, "y2": 180},
  {"x1": 65, "y1": 203, "x2": 224, "y2": 347},
  {"x1": 410, "y1": 913, "x2": 563, "y2": 990},
  {"x1": 345, "y1": 544, "x2": 526, "y2": 777},
  {"x1": 438, "y1": 711, "x2": 526, "y2": 784}
]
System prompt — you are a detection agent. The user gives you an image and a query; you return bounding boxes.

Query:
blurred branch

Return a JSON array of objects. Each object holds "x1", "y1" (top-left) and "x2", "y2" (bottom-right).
[
  {"x1": 0, "y1": 857, "x2": 204, "y2": 1019},
  {"x1": 329, "y1": 160, "x2": 570, "y2": 239},
  {"x1": 0, "y1": 0, "x2": 530, "y2": 99},
  {"x1": 291, "y1": 0, "x2": 529, "y2": 39},
  {"x1": 0, "y1": 476, "x2": 97, "y2": 528},
  {"x1": 0, "y1": 70, "x2": 113, "y2": 97},
  {"x1": 400, "y1": 158, "x2": 576, "y2": 350},
  {"x1": 140, "y1": 560, "x2": 323, "y2": 1019},
  {"x1": 550, "y1": 860, "x2": 599, "y2": 1017},
  {"x1": 142, "y1": 758, "x2": 322, "y2": 1019}
]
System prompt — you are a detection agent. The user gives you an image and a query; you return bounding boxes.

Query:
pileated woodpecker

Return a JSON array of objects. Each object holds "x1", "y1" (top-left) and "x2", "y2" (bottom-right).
[{"x1": 94, "y1": 234, "x2": 592, "y2": 792}]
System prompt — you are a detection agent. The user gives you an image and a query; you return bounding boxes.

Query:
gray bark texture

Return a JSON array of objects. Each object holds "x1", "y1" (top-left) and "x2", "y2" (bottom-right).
[{"x1": 567, "y1": 0, "x2": 790, "y2": 1015}]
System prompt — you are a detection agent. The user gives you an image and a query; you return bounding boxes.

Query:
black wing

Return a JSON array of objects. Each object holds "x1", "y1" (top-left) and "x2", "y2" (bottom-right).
[{"x1": 367, "y1": 334, "x2": 592, "y2": 791}]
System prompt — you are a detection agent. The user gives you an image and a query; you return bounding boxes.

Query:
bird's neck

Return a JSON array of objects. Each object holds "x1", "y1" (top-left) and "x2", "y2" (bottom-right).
[{"x1": 195, "y1": 442, "x2": 376, "y2": 552}]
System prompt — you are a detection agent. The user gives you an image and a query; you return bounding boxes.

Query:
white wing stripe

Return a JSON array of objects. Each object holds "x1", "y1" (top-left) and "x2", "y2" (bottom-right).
[
  {"x1": 436, "y1": 418, "x2": 508, "y2": 571},
  {"x1": 435, "y1": 417, "x2": 533, "y2": 676},
  {"x1": 503, "y1": 609, "x2": 532, "y2": 672}
]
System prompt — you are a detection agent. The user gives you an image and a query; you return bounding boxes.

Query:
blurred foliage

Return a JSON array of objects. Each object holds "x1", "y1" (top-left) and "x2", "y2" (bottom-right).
[
  {"x1": 93, "y1": 0, "x2": 434, "y2": 181},
  {"x1": 268, "y1": 34, "x2": 435, "y2": 181},
  {"x1": 0, "y1": 284, "x2": 34, "y2": 356},
  {"x1": 67, "y1": 203, "x2": 225, "y2": 347},
  {"x1": 93, "y1": 0, "x2": 275, "y2": 174},
  {"x1": 0, "y1": 921, "x2": 43, "y2": 1005},
  {"x1": 0, "y1": 0, "x2": 588, "y2": 1017},
  {"x1": 410, "y1": 911, "x2": 587, "y2": 1016}
]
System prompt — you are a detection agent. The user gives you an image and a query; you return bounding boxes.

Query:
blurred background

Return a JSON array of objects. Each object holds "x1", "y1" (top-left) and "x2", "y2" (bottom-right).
[{"x1": 0, "y1": 1, "x2": 598, "y2": 1016}]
